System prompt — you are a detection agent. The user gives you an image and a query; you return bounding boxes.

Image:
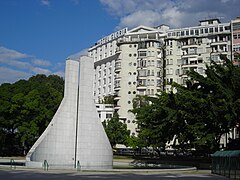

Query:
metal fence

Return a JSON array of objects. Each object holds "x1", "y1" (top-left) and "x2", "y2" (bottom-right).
[{"x1": 212, "y1": 150, "x2": 240, "y2": 179}]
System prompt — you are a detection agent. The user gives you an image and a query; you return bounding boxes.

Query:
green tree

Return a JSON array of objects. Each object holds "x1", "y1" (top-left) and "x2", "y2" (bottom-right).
[
  {"x1": 102, "y1": 113, "x2": 130, "y2": 147},
  {"x1": 0, "y1": 74, "x2": 64, "y2": 155},
  {"x1": 131, "y1": 93, "x2": 179, "y2": 154},
  {"x1": 177, "y1": 54, "x2": 240, "y2": 152},
  {"x1": 131, "y1": 55, "x2": 240, "y2": 154}
]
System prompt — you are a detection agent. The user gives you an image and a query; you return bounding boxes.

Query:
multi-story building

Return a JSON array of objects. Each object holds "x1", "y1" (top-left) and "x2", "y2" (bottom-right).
[
  {"x1": 89, "y1": 18, "x2": 238, "y2": 143},
  {"x1": 165, "y1": 19, "x2": 231, "y2": 92},
  {"x1": 89, "y1": 28, "x2": 128, "y2": 102},
  {"x1": 231, "y1": 17, "x2": 240, "y2": 66},
  {"x1": 89, "y1": 26, "x2": 167, "y2": 135},
  {"x1": 96, "y1": 103, "x2": 114, "y2": 122}
]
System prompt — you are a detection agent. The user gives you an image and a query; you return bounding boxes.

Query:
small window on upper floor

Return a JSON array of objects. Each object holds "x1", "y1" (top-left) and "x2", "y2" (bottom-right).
[
  {"x1": 106, "y1": 114, "x2": 112, "y2": 119},
  {"x1": 225, "y1": 26, "x2": 230, "y2": 31}
]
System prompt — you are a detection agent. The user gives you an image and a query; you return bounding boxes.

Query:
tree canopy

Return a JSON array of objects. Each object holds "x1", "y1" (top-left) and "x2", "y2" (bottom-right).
[
  {"x1": 131, "y1": 55, "x2": 240, "y2": 154},
  {"x1": 102, "y1": 113, "x2": 130, "y2": 147},
  {"x1": 0, "y1": 74, "x2": 64, "y2": 156}
]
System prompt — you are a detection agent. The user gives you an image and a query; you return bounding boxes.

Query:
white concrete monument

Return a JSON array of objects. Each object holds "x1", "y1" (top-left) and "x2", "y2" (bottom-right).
[{"x1": 26, "y1": 56, "x2": 113, "y2": 170}]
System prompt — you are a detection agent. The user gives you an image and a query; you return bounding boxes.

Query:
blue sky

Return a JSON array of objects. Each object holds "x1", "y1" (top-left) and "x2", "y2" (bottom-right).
[{"x1": 1, "y1": 0, "x2": 240, "y2": 84}]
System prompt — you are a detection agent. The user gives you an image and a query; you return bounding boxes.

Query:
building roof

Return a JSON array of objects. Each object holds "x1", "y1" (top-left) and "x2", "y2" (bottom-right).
[{"x1": 199, "y1": 18, "x2": 221, "y2": 23}]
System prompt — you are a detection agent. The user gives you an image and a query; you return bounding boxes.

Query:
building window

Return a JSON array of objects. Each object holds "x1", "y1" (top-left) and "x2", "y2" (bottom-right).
[
  {"x1": 138, "y1": 51, "x2": 147, "y2": 57},
  {"x1": 151, "y1": 89, "x2": 154, "y2": 95},
  {"x1": 233, "y1": 34, "x2": 238, "y2": 39},
  {"x1": 176, "y1": 69, "x2": 180, "y2": 75},
  {"x1": 147, "y1": 70, "x2": 150, "y2": 76},
  {"x1": 195, "y1": 29, "x2": 199, "y2": 35},
  {"x1": 106, "y1": 114, "x2": 112, "y2": 119},
  {"x1": 225, "y1": 26, "x2": 230, "y2": 30},
  {"x1": 128, "y1": 91, "x2": 131, "y2": 94},
  {"x1": 151, "y1": 70, "x2": 154, "y2": 76},
  {"x1": 190, "y1": 29, "x2": 194, "y2": 35},
  {"x1": 128, "y1": 101, "x2": 131, "y2": 104},
  {"x1": 129, "y1": 54, "x2": 132, "y2": 57}
]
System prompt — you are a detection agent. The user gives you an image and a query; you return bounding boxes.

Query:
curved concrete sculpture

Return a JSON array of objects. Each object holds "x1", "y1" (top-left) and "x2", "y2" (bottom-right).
[{"x1": 26, "y1": 56, "x2": 113, "y2": 170}]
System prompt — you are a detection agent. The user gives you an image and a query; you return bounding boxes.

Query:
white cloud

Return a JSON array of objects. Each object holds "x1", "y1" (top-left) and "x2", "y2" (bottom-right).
[
  {"x1": 0, "y1": 46, "x2": 57, "y2": 84},
  {"x1": 32, "y1": 67, "x2": 51, "y2": 75},
  {"x1": 32, "y1": 59, "x2": 51, "y2": 67},
  {"x1": 100, "y1": 0, "x2": 139, "y2": 16},
  {"x1": 100, "y1": 0, "x2": 240, "y2": 29},
  {"x1": 0, "y1": 67, "x2": 31, "y2": 84},
  {"x1": 67, "y1": 48, "x2": 88, "y2": 60},
  {"x1": 53, "y1": 71, "x2": 65, "y2": 78},
  {"x1": 0, "y1": 46, "x2": 32, "y2": 69},
  {"x1": 40, "y1": 0, "x2": 50, "y2": 6},
  {"x1": 0, "y1": 46, "x2": 29, "y2": 60},
  {"x1": 161, "y1": 7, "x2": 185, "y2": 28},
  {"x1": 117, "y1": 10, "x2": 162, "y2": 29}
]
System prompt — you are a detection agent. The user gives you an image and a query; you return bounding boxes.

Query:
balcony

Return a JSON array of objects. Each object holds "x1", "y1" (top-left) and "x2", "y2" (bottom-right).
[
  {"x1": 114, "y1": 75, "x2": 121, "y2": 80},
  {"x1": 136, "y1": 82, "x2": 147, "y2": 90},
  {"x1": 114, "y1": 86, "x2": 121, "y2": 91},
  {"x1": 114, "y1": 96, "x2": 121, "y2": 100},
  {"x1": 181, "y1": 43, "x2": 198, "y2": 48},
  {"x1": 115, "y1": 47, "x2": 122, "y2": 53},
  {"x1": 117, "y1": 37, "x2": 161, "y2": 45},
  {"x1": 115, "y1": 62, "x2": 121, "y2": 72},
  {"x1": 114, "y1": 106, "x2": 121, "y2": 110},
  {"x1": 210, "y1": 40, "x2": 229, "y2": 46},
  {"x1": 182, "y1": 52, "x2": 198, "y2": 58}
]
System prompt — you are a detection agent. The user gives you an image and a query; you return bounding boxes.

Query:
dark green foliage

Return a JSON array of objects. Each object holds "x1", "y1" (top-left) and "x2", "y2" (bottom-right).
[
  {"x1": 132, "y1": 56, "x2": 240, "y2": 154},
  {"x1": 102, "y1": 113, "x2": 130, "y2": 147},
  {"x1": 0, "y1": 74, "x2": 64, "y2": 156}
]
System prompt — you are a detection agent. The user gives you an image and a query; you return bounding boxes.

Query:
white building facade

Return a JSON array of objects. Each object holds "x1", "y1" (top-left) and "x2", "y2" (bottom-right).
[
  {"x1": 165, "y1": 19, "x2": 231, "y2": 92},
  {"x1": 89, "y1": 18, "x2": 239, "y2": 144},
  {"x1": 89, "y1": 26, "x2": 167, "y2": 135}
]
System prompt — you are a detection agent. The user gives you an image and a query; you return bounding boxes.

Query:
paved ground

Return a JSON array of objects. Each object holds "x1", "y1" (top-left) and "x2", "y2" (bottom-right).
[
  {"x1": 0, "y1": 169, "x2": 228, "y2": 180},
  {"x1": 0, "y1": 157, "x2": 229, "y2": 179}
]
